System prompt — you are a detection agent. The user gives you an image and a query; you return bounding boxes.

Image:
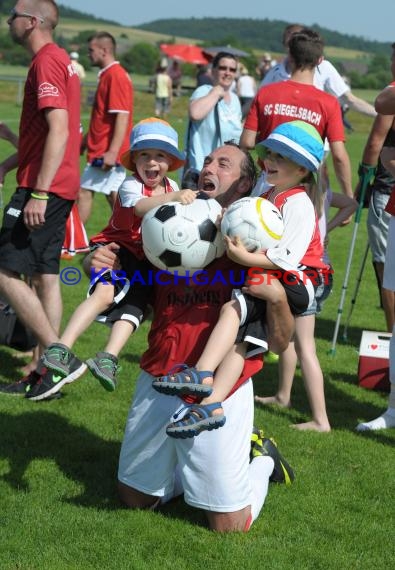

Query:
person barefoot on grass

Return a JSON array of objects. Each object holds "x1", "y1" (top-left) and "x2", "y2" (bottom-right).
[
  {"x1": 255, "y1": 188, "x2": 357, "y2": 432},
  {"x1": 153, "y1": 120, "x2": 329, "y2": 438},
  {"x1": 39, "y1": 118, "x2": 196, "y2": 396}
]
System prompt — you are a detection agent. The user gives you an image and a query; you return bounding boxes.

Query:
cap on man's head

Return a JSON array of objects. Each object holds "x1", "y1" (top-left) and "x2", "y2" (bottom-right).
[
  {"x1": 70, "y1": 51, "x2": 79, "y2": 60},
  {"x1": 121, "y1": 118, "x2": 185, "y2": 172},
  {"x1": 257, "y1": 120, "x2": 324, "y2": 172}
]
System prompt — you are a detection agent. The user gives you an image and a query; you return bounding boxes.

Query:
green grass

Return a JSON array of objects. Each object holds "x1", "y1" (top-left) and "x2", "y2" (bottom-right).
[{"x1": 0, "y1": 82, "x2": 394, "y2": 570}]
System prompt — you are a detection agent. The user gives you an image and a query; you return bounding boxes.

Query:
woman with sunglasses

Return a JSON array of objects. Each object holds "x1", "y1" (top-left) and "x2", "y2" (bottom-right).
[{"x1": 182, "y1": 52, "x2": 243, "y2": 187}]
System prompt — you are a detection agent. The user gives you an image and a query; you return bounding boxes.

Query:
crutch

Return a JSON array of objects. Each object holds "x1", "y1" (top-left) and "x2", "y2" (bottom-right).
[
  {"x1": 329, "y1": 164, "x2": 376, "y2": 355},
  {"x1": 342, "y1": 240, "x2": 370, "y2": 341}
]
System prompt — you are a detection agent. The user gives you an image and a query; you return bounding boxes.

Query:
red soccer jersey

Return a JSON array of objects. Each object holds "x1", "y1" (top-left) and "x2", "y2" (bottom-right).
[
  {"x1": 17, "y1": 43, "x2": 81, "y2": 200},
  {"x1": 90, "y1": 176, "x2": 177, "y2": 259},
  {"x1": 87, "y1": 62, "x2": 133, "y2": 163},
  {"x1": 140, "y1": 256, "x2": 263, "y2": 394},
  {"x1": 244, "y1": 80, "x2": 345, "y2": 142}
]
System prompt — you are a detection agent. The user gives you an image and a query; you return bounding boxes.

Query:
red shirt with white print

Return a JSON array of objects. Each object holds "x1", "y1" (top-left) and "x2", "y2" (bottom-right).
[
  {"x1": 245, "y1": 80, "x2": 345, "y2": 143},
  {"x1": 17, "y1": 43, "x2": 81, "y2": 200}
]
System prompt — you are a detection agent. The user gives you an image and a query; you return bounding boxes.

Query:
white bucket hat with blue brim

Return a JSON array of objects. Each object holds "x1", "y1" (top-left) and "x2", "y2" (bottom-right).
[
  {"x1": 121, "y1": 117, "x2": 185, "y2": 172},
  {"x1": 256, "y1": 120, "x2": 324, "y2": 172}
]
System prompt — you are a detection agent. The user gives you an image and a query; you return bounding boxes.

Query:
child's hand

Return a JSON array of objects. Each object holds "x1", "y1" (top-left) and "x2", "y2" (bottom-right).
[
  {"x1": 224, "y1": 235, "x2": 251, "y2": 264},
  {"x1": 175, "y1": 189, "x2": 198, "y2": 205},
  {"x1": 214, "y1": 207, "x2": 226, "y2": 229}
]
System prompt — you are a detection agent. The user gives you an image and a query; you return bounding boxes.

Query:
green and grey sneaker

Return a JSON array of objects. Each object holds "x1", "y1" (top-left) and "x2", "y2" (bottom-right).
[
  {"x1": 41, "y1": 342, "x2": 82, "y2": 378},
  {"x1": 86, "y1": 352, "x2": 119, "y2": 392},
  {"x1": 250, "y1": 431, "x2": 295, "y2": 485}
]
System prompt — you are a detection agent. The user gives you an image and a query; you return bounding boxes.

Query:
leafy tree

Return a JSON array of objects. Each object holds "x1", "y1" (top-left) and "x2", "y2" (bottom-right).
[{"x1": 120, "y1": 42, "x2": 159, "y2": 74}]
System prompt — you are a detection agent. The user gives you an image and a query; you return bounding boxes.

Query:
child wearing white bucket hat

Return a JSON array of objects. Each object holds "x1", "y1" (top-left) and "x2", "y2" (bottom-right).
[{"x1": 38, "y1": 119, "x2": 196, "y2": 397}]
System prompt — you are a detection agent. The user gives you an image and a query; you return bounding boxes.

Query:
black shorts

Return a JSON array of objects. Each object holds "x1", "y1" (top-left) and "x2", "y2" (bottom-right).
[
  {"x1": 0, "y1": 188, "x2": 73, "y2": 276},
  {"x1": 88, "y1": 245, "x2": 152, "y2": 329},
  {"x1": 234, "y1": 269, "x2": 316, "y2": 349}
]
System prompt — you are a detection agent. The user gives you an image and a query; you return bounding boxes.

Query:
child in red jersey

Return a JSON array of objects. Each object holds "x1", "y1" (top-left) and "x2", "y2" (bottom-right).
[{"x1": 40, "y1": 118, "x2": 196, "y2": 393}]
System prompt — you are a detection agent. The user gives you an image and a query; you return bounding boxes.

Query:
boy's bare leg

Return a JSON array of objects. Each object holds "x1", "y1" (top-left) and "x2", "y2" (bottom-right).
[
  {"x1": 199, "y1": 343, "x2": 247, "y2": 415},
  {"x1": 193, "y1": 299, "x2": 242, "y2": 389},
  {"x1": 61, "y1": 283, "x2": 115, "y2": 348},
  {"x1": 104, "y1": 320, "x2": 135, "y2": 357}
]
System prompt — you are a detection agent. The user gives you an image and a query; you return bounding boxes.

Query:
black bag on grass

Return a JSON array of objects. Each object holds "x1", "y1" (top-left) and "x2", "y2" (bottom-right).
[{"x1": 0, "y1": 302, "x2": 37, "y2": 351}]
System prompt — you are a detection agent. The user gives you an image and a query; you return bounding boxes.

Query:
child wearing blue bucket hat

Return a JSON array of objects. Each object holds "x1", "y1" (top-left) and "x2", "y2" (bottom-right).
[
  {"x1": 37, "y1": 119, "x2": 197, "y2": 398},
  {"x1": 152, "y1": 120, "x2": 331, "y2": 439}
]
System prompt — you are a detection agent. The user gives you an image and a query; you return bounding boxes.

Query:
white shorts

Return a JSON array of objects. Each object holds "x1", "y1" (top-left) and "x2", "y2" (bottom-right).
[
  {"x1": 80, "y1": 163, "x2": 126, "y2": 196},
  {"x1": 383, "y1": 215, "x2": 395, "y2": 292},
  {"x1": 118, "y1": 370, "x2": 254, "y2": 512}
]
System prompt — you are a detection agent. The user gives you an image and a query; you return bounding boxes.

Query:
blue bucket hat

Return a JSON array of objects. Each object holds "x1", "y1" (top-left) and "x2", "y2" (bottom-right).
[
  {"x1": 121, "y1": 118, "x2": 185, "y2": 172},
  {"x1": 256, "y1": 120, "x2": 324, "y2": 172}
]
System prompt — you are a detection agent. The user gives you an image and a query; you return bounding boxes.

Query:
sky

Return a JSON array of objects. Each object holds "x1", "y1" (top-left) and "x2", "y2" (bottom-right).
[{"x1": 59, "y1": 0, "x2": 395, "y2": 44}]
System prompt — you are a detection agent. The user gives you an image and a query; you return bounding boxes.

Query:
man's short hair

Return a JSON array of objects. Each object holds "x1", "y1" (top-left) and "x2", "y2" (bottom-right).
[
  {"x1": 88, "y1": 31, "x2": 116, "y2": 52},
  {"x1": 39, "y1": 0, "x2": 59, "y2": 29},
  {"x1": 212, "y1": 52, "x2": 238, "y2": 69},
  {"x1": 288, "y1": 28, "x2": 324, "y2": 70}
]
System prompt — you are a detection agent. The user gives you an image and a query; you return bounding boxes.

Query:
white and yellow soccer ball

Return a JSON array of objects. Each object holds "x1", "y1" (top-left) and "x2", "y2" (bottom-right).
[{"x1": 221, "y1": 196, "x2": 284, "y2": 252}]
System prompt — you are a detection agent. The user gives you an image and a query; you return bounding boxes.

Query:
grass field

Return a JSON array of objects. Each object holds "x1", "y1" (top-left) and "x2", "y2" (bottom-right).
[{"x1": 0, "y1": 81, "x2": 394, "y2": 570}]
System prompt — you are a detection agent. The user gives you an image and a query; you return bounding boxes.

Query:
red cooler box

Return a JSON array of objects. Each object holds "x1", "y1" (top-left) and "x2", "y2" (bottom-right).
[{"x1": 358, "y1": 330, "x2": 391, "y2": 391}]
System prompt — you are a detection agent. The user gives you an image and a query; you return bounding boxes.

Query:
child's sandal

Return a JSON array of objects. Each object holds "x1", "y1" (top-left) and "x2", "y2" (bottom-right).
[
  {"x1": 152, "y1": 364, "x2": 213, "y2": 396},
  {"x1": 166, "y1": 402, "x2": 226, "y2": 438}
]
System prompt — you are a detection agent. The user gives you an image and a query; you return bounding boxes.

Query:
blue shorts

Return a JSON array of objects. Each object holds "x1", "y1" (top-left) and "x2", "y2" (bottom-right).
[{"x1": 301, "y1": 269, "x2": 333, "y2": 316}]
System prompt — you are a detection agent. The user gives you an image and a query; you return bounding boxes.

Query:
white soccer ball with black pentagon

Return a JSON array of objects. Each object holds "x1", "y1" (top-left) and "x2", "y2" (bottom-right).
[
  {"x1": 142, "y1": 198, "x2": 225, "y2": 275},
  {"x1": 221, "y1": 196, "x2": 284, "y2": 252}
]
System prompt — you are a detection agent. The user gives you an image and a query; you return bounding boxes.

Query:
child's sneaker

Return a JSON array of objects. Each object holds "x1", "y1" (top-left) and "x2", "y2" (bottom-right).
[
  {"x1": 86, "y1": 352, "x2": 119, "y2": 392},
  {"x1": 41, "y1": 342, "x2": 82, "y2": 377}
]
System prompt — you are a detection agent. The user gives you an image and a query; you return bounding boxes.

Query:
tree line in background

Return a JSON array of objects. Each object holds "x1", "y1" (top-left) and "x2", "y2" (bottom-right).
[
  {"x1": 139, "y1": 17, "x2": 389, "y2": 55},
  {"x1": 0, "y1": 5, "x2": 392, "y2": 89}
]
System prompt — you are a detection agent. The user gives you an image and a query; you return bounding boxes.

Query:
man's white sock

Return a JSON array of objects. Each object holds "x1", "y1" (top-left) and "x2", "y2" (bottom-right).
[{"x1": 249, "y1": 455, "x2": 274, "y2": 523}]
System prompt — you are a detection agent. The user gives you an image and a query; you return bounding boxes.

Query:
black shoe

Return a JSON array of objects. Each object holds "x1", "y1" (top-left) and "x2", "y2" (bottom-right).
[
  {"x1": 26, "y1": 360, "x2": 87, "y2": 402},
  {"x1": 250, "y1": 426, "x2": 265, "y2": 462},
  {"x1": 0, "y1": 370, "x2": 40, "y2": 396},
  {"x1": 251, "y1": 433, "x2": 295, "y2": 485}
]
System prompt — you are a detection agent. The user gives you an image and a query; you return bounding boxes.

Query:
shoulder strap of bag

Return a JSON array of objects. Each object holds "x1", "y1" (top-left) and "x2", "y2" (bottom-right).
[{"x1": 214, "y1": 102, "x2": 222, "y2": 145}]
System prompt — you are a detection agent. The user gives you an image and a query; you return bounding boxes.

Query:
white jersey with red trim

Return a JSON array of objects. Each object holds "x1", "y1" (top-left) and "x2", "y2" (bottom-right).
[{"x1": 263, "y1": 185, "x2": 327, "y2": 271}]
